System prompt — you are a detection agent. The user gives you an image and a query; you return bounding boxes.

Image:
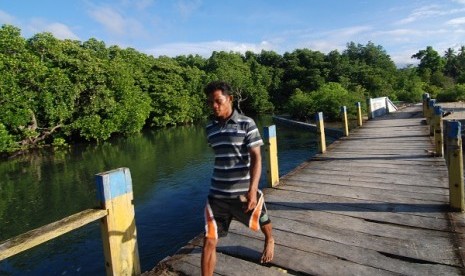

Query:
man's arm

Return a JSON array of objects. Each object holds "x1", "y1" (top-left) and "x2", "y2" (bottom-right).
[{"x1": 246, "y1": 146, "x2": 262, "y2": 212}]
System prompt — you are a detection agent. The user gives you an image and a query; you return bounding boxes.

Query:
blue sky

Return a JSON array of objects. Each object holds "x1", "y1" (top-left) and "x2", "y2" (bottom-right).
[{"x1": 1, "y1": 0, "x2": 465, "y2": 66}]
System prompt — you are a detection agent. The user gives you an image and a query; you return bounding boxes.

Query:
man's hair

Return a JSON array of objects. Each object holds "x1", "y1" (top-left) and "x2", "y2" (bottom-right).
[{"x1": 204, "y1": 81, "x2": 232, "y2": 97}]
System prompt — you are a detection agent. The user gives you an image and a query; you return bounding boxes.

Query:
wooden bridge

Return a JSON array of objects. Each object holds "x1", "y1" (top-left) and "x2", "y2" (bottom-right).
[{"x1": 146, "y1": 104, "x2": 465, "y2": 275}]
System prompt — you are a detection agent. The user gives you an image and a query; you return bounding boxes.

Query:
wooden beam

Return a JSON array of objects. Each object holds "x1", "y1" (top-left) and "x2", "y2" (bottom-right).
[
  {"x1": 0, "y1": 208, "x2": 107, "y2": 261},
  {"x1": 356, "y1": 102, "x2": 363, "y2": 127},
  {"x1": 264, "y1": 125, "x2": 279, "y2": 187},
  {"x1": 96, "y1": 167, "x2": 141, "y2": 276},
  {"x1": 315, "y1": 112, "x2": 326, "y2": 153}
]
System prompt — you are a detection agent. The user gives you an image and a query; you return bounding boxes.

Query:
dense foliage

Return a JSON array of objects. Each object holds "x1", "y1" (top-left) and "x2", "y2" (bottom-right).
[{"x1": 1, "y1": 24, "x2": 465, "y2": 155}]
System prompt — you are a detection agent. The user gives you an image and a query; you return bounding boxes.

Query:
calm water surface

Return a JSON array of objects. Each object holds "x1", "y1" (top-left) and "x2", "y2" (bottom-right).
[{"x1": 0, "y1": 115, "x2": 334, "y2": 275}]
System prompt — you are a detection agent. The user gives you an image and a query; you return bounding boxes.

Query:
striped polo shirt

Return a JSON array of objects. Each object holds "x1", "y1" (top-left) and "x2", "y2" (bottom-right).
[{"x1": 206, "y1": 110, "x2": 264, "y2": 198}]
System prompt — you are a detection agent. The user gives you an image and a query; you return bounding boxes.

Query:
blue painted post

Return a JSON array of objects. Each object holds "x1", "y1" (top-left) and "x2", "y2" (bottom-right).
[
  {"x1": 356, "y1": 102, "x2": 363, "y2": 127},
  {"x1": 341, "y1": 106, "x2": 349, "y2": 136},
  {"x1": 264, "y1": 125, "x2": 279, "y2": 187},
  {"x1": 96, "y1": 168, "x2": 141, "y2": 276},
  {"x1": 433, "y1": 106, "x2": 443, "y2": 157},
  {"x1": 446, "y1": 121, "x2": 464, "y2": 211},
  {"x1": 315, "y1": 112, "x2": 326, "y2": 153}
]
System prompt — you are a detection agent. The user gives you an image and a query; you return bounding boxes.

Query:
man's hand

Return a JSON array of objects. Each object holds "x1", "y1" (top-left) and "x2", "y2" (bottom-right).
[{"x1": 246, "y1": 190, "x2": 257, "y2": 212}]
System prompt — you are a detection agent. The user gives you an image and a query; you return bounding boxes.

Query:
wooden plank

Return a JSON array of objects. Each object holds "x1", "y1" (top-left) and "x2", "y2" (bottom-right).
[
  {"x1": 266, "y1": 202, "x2": 451, "y2": 240},
  {"x1": 285, "y1": 174, "x2": 448, "y2": 195},
  {"x1": 214, "y1": 231, "x2": 400, "y2": 275},
  {"x1": 289, "y1": 168, "x2": 448, "y2": 188},
  {"x1": 264, "y1": 189, "x2": 452, "y2": 231},
  {"x1": 281, "y1": 180, "x2": 448, "y2": 206},
  {"x1": 227, "y1": 221, "x2": 462, "y2": 275},
  {"x1": 0, "y1": 208, "x2": 107, "y2": 261}
]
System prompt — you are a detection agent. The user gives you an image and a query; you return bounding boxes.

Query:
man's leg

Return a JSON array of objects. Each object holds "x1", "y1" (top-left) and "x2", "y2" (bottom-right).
[
  {"x1": 201, "y1": 237, "x2": 218, "y2": 276},
  {"x1": 260, "y1": 222, "x2": 275, "y2": 263}
]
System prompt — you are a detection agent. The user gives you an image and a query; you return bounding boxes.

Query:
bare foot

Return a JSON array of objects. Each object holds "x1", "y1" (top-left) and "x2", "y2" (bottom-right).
[{"x1": 260, "y1": 238, "x2": 275, "y2": 263}]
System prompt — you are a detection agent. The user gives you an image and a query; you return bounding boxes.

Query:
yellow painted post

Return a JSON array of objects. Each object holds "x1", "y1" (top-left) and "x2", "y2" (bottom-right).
[
  {"x1": 96, "y1": 168, "x2": 141, "y2": 276},
  {"x1": 446, "y1": 121, "x2": 464, "y2": 211},
  {"x1": 341, "y1": 106, "x2": 349, "y2": 137},
  {"x1": 264, "y1": 125, "x2": 279, "y2": 187},
  {"x1": 433, "y1": 106, "x2": 444, "y2": 157},
  {"x1": 422, "y1": 93, "x2": 430, "y2": 117},
  {"x1": 356, "y1": 102, "x2": 363, "y2": 127},
  {"x1": 315, "y1": 112, "x2": 326, "y2": 153},
  {"x1": 428, "y1": 99, "x2": 436, "y2": 135}
]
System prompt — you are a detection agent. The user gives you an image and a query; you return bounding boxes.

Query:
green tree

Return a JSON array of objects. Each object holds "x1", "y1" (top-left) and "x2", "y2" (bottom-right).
[{"x1": 412, "y1": 46, "x2": 445, "y2": 81}]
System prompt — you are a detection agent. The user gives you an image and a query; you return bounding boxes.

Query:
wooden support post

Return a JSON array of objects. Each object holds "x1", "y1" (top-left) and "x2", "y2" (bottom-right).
[
  {"x1": 356, "y1": 102, "x2": 363, "y2": 127},
  {"x1": 426, "y1": 98, "x2": 435, "y2": 126},
  {"x1": 428, "y1": 99, "x2": 436, "y2": 135},
  {"x1": 444, "y1": 121, "x2": 450, "y2": 166},
  {"x1": 422, "y1": 93, "x2": 430, "y2": 117},
  {"x1": 367, "y1": 98, "x2": 373, "y2": 120},
  {"x1": 433, "y1": 105, "x2": 444, "y2": 157},
  {"x1": 446, "y1": 121, "x2": 464, "y2": 211},
  {"x1": 385, "y1": 97, "x2": 390, "y2": 115},
  {"x1": 341, "y1": 106, "x2": 349, "y2": 136},
  {"x1": 315, "y1": 112, "x2": 326, "y2": 153},
  {"x1": 264, "y1": 125, "x2": 279, "y2": 188},
  {"x1": 96, "y1": 168, "x2": 141, "y2": 276}
]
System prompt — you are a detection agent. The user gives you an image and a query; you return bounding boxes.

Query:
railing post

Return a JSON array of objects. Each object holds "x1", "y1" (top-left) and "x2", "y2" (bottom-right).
[
  {"x1": 428, "y1": 99, "x2": 436, "y2": 135},
  {"x1": 315, "y1": 112, "x2": 326, "y2": 153},
  {"x1": 433, "y1": 106, "x2": 444, "y2": 157},
  {"x1": 385, "y1": 97, "x2": 390, "y2": 115},
  {"x1": 356, "y1": 102, "x2": 363, "y2": 127},
  {"x1": 423, "y1": 93, "x2": 430, "y2": 117},
  {"x1": 444, "y1": 121, "x2": 450, "y2": 166},
  {"x1": 341, "y1": 106, "x2": 349, "y2": 137},
  {"x1": 427, "y1": 98, "x2": 436, "y2": 127},
  {"x1": 264, "y1": 125, "x2": 279, "y2": 188},
  {"x1": 367, "y1": 98, "x2": 374, "y2": 120},
  {"x1": 446, "y1": 121, "x2": 464, "y2": 211},
  {"x1": 96, "y1": 167, "x2": 141, "y2": 276}
]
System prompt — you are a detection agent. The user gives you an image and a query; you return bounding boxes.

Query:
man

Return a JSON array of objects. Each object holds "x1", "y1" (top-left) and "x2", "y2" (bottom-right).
[{"x1": 201, "y1": 81, "x2": 275, "y2": 276}]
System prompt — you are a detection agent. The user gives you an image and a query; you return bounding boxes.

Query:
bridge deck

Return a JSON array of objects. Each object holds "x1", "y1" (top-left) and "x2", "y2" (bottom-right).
[{"x1": 146, "y1": 105, "x2": 465, "y2": 275}]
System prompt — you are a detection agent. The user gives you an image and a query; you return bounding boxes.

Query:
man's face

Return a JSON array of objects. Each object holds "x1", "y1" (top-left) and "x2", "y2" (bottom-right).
[{"x1": 208, "y1": 89, "x2": 233, "y2": 120}]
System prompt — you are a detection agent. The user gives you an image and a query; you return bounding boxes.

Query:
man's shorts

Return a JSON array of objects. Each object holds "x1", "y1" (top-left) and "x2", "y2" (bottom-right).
[{"x1": 204, "y1": 190, "x2": 271, "y2": 240}]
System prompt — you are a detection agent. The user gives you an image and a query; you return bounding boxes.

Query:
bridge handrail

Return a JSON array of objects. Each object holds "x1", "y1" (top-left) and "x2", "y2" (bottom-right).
[
  {"x1": 0, "y1": 167, "x2": 141, "y2": 276},
  {"x1": 0, "y1": 208, "x2": 107, "y2": 261}
]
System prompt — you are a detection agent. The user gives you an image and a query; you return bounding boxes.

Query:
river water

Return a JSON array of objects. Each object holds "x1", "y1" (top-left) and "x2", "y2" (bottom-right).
[{"x1": 0, "y1": 115, "x2": 334, "y2": 275}]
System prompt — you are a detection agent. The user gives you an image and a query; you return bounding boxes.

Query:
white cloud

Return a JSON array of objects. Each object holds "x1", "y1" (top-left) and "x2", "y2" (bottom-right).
[
  {"x1": 26, "y1": 19, "x2": 80, "y2": 40},
  {"x1": 88, "y1": 6, "x2": 126, "y2": 35},
  {"x1": 395, "y1": 5, "x2": 442, "y2": 25},
  {"x1": 453, "y1": 0, "x2": 465, "y2": 5},
  {"x1": 87, "y1": 5, "x2": 146, "y2": 39},
  {"x1": 43, "y1": 23, "x2": 80, "y2": 40},
  {"x1": 146, "y1": 40, "x2": 272, "y2": 57},
  {"x1": 0, "y1": 10, "x2": 16, "y2": 25},
  {"x1": 446, "y1": 16, "x2": 465, "y2": 25}
]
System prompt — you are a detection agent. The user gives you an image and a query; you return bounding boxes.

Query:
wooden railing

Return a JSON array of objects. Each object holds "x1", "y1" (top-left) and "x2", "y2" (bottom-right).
[
  {"x1": 423, "y1": 94, "x2": 465, "y2": 211},
  {"x1": 263, "y1": 101, "x2": 366, "y2": 187},
  {"x1": 0, "y1": 167, "x2": 141, "y2": 276}
]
